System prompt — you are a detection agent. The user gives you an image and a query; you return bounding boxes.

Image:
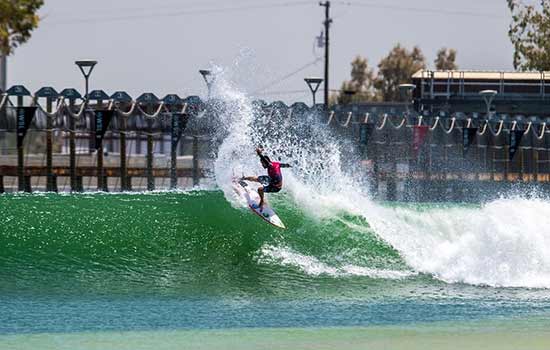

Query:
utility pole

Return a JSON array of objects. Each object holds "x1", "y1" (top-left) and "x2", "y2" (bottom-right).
[{"x1": 319, "y1": 1, "x2": 331, "y2": 110}]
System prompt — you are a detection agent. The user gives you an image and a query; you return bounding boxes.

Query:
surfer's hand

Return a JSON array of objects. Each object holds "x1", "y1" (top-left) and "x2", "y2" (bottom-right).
[{"x1": 256, "y1": 147, "x2": 263, "y2": 155}]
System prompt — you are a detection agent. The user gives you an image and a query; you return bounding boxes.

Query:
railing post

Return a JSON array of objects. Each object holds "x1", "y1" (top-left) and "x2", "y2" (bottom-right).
[
  {"x1": 192, "y1": 135, "x2": 199, "y2": 186},
  {"x1": 147, "y1": 116, "x2": 154, "y2": 191},
  {"x1": 170, "y1": 111, "x2": 186, "y2": 190},
  {"x1": 119, "y1": 112, "x2": 128, "y2": 191},
  {"x1": 519, "y1": 147, "x2": 524, "y2": 181},
  {"x1": 504, "y1": 143, "x2": 509, "y2": 181},
  {"x1": 534, "y1": 147, "x2": 539, "y2": 182},
  {"x1": 69, "y1": 99, "x2": 78, "y2": 192},
  {"x1": 96, "y1": 100, "x2": 105, "y2": 191},
  {"x1": 17, "y1": 96, "x2": 25, "y2": 192},
  {"x1": 45, "y1": 96, "x2": 57, "y2": 192},
  {"x1": 490, "y1": 147, "x2": 496, "y2": 181}
]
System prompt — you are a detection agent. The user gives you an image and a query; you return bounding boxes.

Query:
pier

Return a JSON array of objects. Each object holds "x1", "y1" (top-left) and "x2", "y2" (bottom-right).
[{"x1": 1, "y1": 72, "x2": 550, "y2": 201}]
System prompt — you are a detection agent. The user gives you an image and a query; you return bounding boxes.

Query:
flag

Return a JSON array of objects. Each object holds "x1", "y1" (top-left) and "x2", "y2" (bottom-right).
[
  {"x1": 412, "y1": 125, "x2": 429, "y2": 157},
  {"x1": 359, "y1": 123, "x2": 374, "y2": 145},
  {"x1": 94, "y1": 110, "x2": 114, "y2": 150},
  {"x1": 16, "y1": 107, "x2": 37, "y2": 148},
  {"x1": 509, "y1": 129, "x2": 524, "y2": 160},
  {"x1": 462, "y1": 127, "x2": 477, "y2": 156}
]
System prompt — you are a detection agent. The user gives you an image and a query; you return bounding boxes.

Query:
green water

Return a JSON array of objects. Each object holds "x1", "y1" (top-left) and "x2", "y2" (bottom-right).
[{"x1": 1, "y1": 191, "x2": 550, "y2": 348}]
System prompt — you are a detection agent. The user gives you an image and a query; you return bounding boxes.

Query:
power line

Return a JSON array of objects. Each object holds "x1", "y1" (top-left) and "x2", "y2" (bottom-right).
[
  {"x1": 256, "y1": 88, "x2": 340, "y2": 96},
  {"x1": 49, "y1": 1, "x2": 315, "y2": 25},
  {"x1": 48, "y1": 0, "x2": 266, "y2": 16},
  {"x1": 338, "y1": 1, "x2": 506, "y2": 20},
  {"x1": 253, "y1": 57, "x2": 323, "y2": 94}
]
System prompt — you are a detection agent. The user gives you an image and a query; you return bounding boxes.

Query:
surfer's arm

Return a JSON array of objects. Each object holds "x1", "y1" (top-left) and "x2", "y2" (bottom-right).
[
  {"x1": 280, "y1": 163, "x2": 292, "y2": 168},
  {"x1": 256, "y1": 148, "x2": 272, "y2": 166}
]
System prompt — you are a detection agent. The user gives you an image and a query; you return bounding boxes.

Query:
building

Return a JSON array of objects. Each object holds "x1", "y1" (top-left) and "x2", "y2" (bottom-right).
[{"x1": 412, "y1": 70, "x2": 550, "y2": 115}]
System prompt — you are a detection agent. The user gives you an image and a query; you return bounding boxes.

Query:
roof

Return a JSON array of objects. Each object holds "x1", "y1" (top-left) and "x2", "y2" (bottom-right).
[{"x1": 412, "y1": 70, "x2": 550, "y2": 81}]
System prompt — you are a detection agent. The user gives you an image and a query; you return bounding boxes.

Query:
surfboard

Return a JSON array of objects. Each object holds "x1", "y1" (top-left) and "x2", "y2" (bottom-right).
[{"x1": 232, "y1": 180, "x2": 286, "y2": 229}]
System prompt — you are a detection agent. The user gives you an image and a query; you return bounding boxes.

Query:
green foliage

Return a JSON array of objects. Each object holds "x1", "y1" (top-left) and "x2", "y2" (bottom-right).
[
  {"x1": 507, "y1": 0, "x2": 550, "y2": 71},
  {"x1": 435, "y1": 47, "x2": 458, "y2": 70},
  {"x1": 335, "y1": 56, "x2": 378, "y2": 104},
  {"x1": 336, "y1": 44, "x2": 460, "y2": 103},
  {"x1": 374, "y1": 44, "x2": 426, "y2": 101},
  {"x1": 0, "y1": 0, "x2": 44, "y2": 56}
]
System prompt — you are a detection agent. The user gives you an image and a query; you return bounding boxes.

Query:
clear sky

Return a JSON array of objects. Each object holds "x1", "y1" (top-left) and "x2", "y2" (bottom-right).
[{"x1": 8, "y1": 0, "x2": 513, "y2": 103}]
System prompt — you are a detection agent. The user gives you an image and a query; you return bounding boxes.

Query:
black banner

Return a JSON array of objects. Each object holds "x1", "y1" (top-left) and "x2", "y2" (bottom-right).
[
  {"x1": 509, "y1": 129, "x2": 524, "y2": 160},
  {"x1": 462, "y1": 127, "x2": 477, "y2": 156},
  {"x1": 171, "y1": 113, "x2": 188, "y2": 150},
  {"x1": 16, "y1": 107, "x2": 37, "y2": 148},
  {"x1": 94, "y1": 110, "x2": 114, "y2": 150},
  {"x1": 359, "y1": 124, "x2": 374, "y2": 145}
]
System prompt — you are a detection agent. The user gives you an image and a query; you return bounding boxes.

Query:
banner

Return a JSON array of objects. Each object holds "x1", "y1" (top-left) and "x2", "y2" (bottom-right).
[
  {"x1": 412, "y1": 125, "x2": 429, "y2": 157},
  {"x1": 462, "y1": 127, "x2": 477, "y2": 156},
  {"x1": 509, "y1": 129, "x2": 524, "y2": 160},
  {"x1": 171, "y1": 113, "x2": 189, "y2": 150},
  {"x1": 359, "y1": 124, "x2": 374, "y2": 145},
  {"x1": 16, "y1": 107, "x2": 37, "y2": 148},
  {"x1": 94, "y1": 110, "x2": 114, "y2": 150}
]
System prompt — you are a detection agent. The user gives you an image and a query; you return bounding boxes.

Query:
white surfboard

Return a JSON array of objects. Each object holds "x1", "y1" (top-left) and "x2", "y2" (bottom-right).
[{"x1": 232, "y1": 180, "x2": 286, "y2": 229}]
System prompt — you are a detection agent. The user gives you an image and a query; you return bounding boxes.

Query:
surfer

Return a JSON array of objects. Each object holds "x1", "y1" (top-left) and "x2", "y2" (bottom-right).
[{"x1": 242, "y1": 147, "x2": 291, "y2": 210}]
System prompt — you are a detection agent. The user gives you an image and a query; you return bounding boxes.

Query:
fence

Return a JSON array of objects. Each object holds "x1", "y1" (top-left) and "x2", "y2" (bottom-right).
[
  {"x1": 1, "y1": 85, "x2": 550, "y2": 200},
  {"x1": 327, "y1": 104, "x2": 550, "y2": 201}
]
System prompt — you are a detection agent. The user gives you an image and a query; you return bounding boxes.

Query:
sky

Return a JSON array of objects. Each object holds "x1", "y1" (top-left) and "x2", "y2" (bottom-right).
[{"x1": 8, "y1": 0, "x2": 513, "y2": 104}]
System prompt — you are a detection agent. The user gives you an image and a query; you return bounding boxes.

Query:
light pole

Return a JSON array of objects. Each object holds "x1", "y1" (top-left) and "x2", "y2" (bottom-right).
[
  {"x1": 479, "y1": 90, "x2": 497, "y2": 116},
  {"x1": 75, "y1": 59, "x2": 97, "y2": 99},
  {"x1": 199, "y1": 69, "x2": 214, "y2": 99},
  {"x1": 304, "y1": 77, "x2": 323, "y2": 106}
]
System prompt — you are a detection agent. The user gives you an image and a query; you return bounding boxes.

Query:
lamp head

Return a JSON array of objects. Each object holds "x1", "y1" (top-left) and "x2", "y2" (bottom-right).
[
  {"x1": 304, "y1": 77, "x2": 323, "y2": 93},
  {"x1": 479, "y1": 89, "x2": 498, "y2": 98},
  {"x1": 75, "y1": 59, "x2": 98, "y2": 78},
  {"x1": 398, "y1": 83, "x2": 416, "y2": 94}
]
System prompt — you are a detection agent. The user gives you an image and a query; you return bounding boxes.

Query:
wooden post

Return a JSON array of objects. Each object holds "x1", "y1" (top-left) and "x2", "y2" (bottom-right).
[
  {"x1": 96, "y1": 139, "x2": 104, "y2": 191},
  {"x1": 170, "y1": 113, "x2": 179, "y2": 190},
  {"x1": 444, "y1": 143, "x2": 448, "y2": 180},
  {"x1": 146, "y1": 111, "x2": 154, "y2": 191},
  {"x1": 386, "y1": 130, "x2": 397, "y2": 201},
  {"x1": 96, "y1": 100, "x2": 105, "y2": 191},
  {"x1": 76, "y1": 175, "x2": 83, "y2": 192},
  {"x1": 45, "y1": 97, "x2": 57, "y2": 192},
  {"x1": 192, "y1": 135, "x2": 199, "y2": 186},
  {"x1": 531, "y1": 146, "x2": 539, "y2": 182},
  {"x1": 119, "y1": 112, "x2": 128, "y2": 191},
  {"x1": 0, "y1": 176, "x2": 3, "y2": 193},
  {"x1": 170, "y1": 136, "x2": 177, "y2": 189},
  {"x1": 474, "y1": 141, "x2": 480, "y2": 181},
  {"x1": 17, "y1": 96, "x2": 25, "y2": 192},
  {"x1": 504, "y1": 144, "x2": 509, "y2": 181},
  {"x1": 69, "y1": 99, "x2": 78, "y2": 192},
  {"x1": 490, "y1": 147, "x2": 496, "y2": 181},
  {"x1": 519, "y1": 147, "x2": 524, "y2": 181}
]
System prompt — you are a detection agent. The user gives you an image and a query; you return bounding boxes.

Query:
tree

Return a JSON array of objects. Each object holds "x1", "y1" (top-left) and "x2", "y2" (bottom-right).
[
  {"x1": 335, "y1": 56, "x2": 378, "y2": 104},
  {"x1": 0, "y1": 0, "x2": 43, "y2": 56},
  {"x1": 374, "y1": 44, "x2": 426, "y2": 101},
  {"x1": 507, "y1": 0, "x2": 550, "y2": 71},
  {"x1": 434, "y1": 47, "x2": 458, "y2": 70}
]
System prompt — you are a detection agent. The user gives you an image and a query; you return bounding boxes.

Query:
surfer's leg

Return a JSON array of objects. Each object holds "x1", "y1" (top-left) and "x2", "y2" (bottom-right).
[
  {"x1": 258, "y1": 187, "x2": 265, "y2": 209},
  {"x1": 242, "y1": 176, "x2": 260, "y2": 183}
]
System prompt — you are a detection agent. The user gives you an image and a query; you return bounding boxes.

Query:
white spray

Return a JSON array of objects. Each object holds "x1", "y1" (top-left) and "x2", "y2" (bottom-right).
[{"x1": 204, "y1": 62, "x2": 550, "y2": 288}]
